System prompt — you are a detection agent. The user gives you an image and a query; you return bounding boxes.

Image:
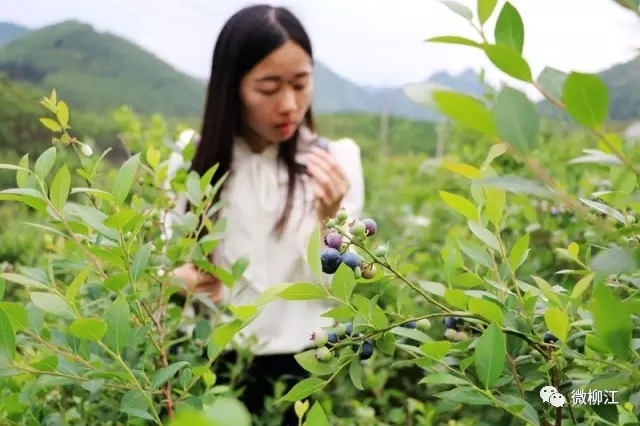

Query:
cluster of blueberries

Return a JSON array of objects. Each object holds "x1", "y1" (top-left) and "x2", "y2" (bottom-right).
[
  {"x1": 310, "y1": 318, "x2": 433, "y2": 362},
  {"x1": 320, "y1": 212, "x2": 385, "y2": 278}
]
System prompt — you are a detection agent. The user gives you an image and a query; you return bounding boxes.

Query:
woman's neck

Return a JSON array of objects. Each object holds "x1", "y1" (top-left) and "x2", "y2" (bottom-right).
[{"x1": 241, "y1": 128, "x2": 271, "y2": 154}]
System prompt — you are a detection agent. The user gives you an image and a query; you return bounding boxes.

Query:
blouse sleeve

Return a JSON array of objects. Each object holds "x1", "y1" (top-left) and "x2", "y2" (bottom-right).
[{"x1": 329, "y1": 138, "x2": 365, "y2": 220}]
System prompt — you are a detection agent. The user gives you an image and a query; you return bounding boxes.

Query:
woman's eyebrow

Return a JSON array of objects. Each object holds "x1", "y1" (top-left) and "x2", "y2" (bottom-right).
[{"x1": 255, "y1": 71, "x2": 311, "y2": 83}]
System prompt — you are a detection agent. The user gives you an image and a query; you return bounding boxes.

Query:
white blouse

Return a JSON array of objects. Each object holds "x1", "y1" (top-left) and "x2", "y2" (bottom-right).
[{"x1": 164, "y1": 130, "x2": 365, "y2": 355}]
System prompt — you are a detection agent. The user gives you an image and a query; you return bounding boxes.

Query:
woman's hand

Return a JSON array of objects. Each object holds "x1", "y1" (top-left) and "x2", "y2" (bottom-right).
[
  {"x1": 170, "y1": 263, "x2": 222, "y2": 303},
  {"x1": 307, "y1": 147, "x2": 350, "y2": 221}
]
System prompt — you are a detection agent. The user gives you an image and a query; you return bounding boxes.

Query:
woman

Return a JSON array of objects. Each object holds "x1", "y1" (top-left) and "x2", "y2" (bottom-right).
[{"x1": 165, "y1": 4, "x2": 365, "y2": 425}]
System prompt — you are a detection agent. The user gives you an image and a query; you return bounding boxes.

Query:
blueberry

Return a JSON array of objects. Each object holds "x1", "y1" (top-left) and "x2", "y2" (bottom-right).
[
  {"x1": 360, "y1": 340, "x2": 374, "y2": 360},
  {"x1": 321, "y1": 247, "x2": 342, "y2": 274},
  {"x1": 543, "y1": 331, "x2": 558, "y2": 344},
  {"x1": 403, "y1": 321, "x2": 417, "y2": 329},
  {"x1": 324, "y1": 232, "x2": 343, "y2": 250},
  {"x1": 344, "y1": 322, "x2": 353, "y2": 336},
  {"x1": 341, "y1": 252, "x2": 361, "y2": 270},
  {"x1": 362, "y1": 218, "x2": 377, "y2": 236},
  {"x1": 327, "y1": 332, "x2": 339, "y2": 344},
  {"x1": 443, "y1": 317, "x2": 461, "y2": 330}
]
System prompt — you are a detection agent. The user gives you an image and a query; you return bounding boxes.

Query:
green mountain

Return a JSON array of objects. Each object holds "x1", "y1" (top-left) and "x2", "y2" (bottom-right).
[
  {"x1": 0, "y1": 20, "x2": 485, "y2": 121},
  {"x1": 0, "y1": 22, "x2": 28, "y2": 45}
]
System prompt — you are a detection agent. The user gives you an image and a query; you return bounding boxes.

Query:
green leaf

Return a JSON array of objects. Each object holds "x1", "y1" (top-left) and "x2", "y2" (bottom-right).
[
  {"x1": 348, "y1": 357, "x2": 365, "y2": 390},
  {"x1": 120, "y1": 390, "x2": 154, "y2": 421},
  {"x1": 34, "y1": 147, "x2": 57, "y2": 179},
  {"x1": 303, "y1": 401, "x2": 330, "y2": 426},
  {"x1": 482, "y1": 44, "x2": 532, "y2": 82},
  {"x1": 441, "y1": 0, "x2": 473, "y2": 20},
  {"x1": 543, "y1": 307, "x2": 570, "y2": 342},
  {"x1": 474, "y1": 322, "x2": 506, "y2": 388},
  {"x1": 431, "y1": 91, "x2": 496, "y2": 136},
  {"x1": 278, "y1": 283, "x2": 327, "y2": 300},
  {"x1": 439, "y1": 191, "x2": 479, "y2": 221},
  {"x1": 151, "y1": 361, "x2": 190, "y2": 389},
  {"x1": 49, "y1": 165, "x2": 71, "y2": 212},
  {"x1": 0, "y1": 307, "x2": 16, "y2": 360},
  {"x1": 30, "y1": 292, "x2": 76, "y2": 320},
  {"x1": 0, "y1": 272, "x2": 49, "y2": 290},
  {"x1": 208, "y1": 320, "x2": 245, "y2": 358},
  {"x1": 491, "y1": 86, "x2": 539, "y2": 153},
  {"x1": 68, "y1": 318, "x2": 107, "y2": 341},
  {"x1": 56, "y1": 101, "x2": 70, "y2": 127},
  {"x1": 468, "y1": 221, "x2": 500, "y2": 251},
  {"x1": 475, "y1": 176, "x2": 554, "y2": 198},
  {"x1": 589, "y1": 247, "x2": 638, "y2": 276},
  {"x1": 419, "y1": 372, "x2": 468, "y2": 386},
  {"x1": 537, "y1": 67, "x2": 567, "y2": 100},
  {"x1": 202, "y1": 398, "x2": 252, "y2": 426},
  {"x1": 477, "y1": 0, "x2": 498, "y2": 24},
  {"x1": 435, "y1": 387, "x2": 493, "y2": 405},
  {"x1": 306, "y1": 225, "x2": 323, "y2": 283},
  {"x1": 494, "y1": 2, "x2": 524, "y2": 53},
  {"x1": 425, "y1": 35, "x2": 480, "y2": 48},
  {"x1": 277, "y1": 378, "x2": 327, "y2": 403},
  {"x1": 40, "y1": 118, "x2": 62, "y2": 132},
  {"x1": 419, "y1": 341, "x2": 451, "y2": 360},
  {"x1": 468, "y1": 298, "x2": 504, "y2": 325},
  {"x1": 444, "y1": 289, "x2": 469, "y2": 310},
  {"x1": 131, "y1": 243, "x2": 152, "y2": 283},
  {"x1": 0, "y1": 277, "x2": 4, "y2": 300},
  {"x1": 103, "y1": 296, "x2": 131, "y2": 355},
  {"x1": 112, "y1": 153, "x2": 141, "y2": 205},
  {"x1": 331, "y1": 263, "x2": 356, "y2": 303},
  {"x1": 562, "y1": 72, "x2": 609, "y2": 128},
  {"x1": 294, "y1": 350, "x2": 338, "y2": 376},
  {"x1": 592, "y1": 280, "x2": 632, "y2": 361},
  {"x1": 16, "y1": 154, "x2": 30, "y2": 188},
  {"x1": 66, "y1": 264, "x2": 91, "y2": 304},
  {"x1": 507, "y1": 233, "x2": 530, "y2": 271}
]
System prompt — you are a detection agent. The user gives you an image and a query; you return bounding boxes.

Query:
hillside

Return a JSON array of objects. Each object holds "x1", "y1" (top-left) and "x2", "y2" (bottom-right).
[
  {"x1": 0, "y1": 19, "x2": 484, "y2": 121},
  {"x1": 0, "y1": 21, "x2": 206, "y2": 118},
  {"x1": 0, "y1": 22, "x2": 28, "y2": 45}
]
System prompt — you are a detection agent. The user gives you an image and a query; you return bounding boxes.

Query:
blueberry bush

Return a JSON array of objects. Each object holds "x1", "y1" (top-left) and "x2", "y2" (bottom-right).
[{"x1": 1, "y1": 1, "x2": 640, "y2": 425}]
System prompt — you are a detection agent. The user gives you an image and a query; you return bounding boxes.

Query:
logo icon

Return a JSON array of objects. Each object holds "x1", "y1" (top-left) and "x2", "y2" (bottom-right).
[{"x1": 540, "y1": 385, "x2": 566, "y2": 408}]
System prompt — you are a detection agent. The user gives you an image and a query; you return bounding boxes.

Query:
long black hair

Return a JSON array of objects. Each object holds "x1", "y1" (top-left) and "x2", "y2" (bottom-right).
[{"x1": 190, "y1": 5, "x2": 315, "y2": 237}]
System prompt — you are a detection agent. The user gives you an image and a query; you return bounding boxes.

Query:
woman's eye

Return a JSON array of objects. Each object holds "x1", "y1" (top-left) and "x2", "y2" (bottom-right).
[
  {"x1": 293, "y1": 84, "x2": 307, "y2": 91},
  {"x1": 259, "y1": 88, "x2": 278, "y2": 96}
]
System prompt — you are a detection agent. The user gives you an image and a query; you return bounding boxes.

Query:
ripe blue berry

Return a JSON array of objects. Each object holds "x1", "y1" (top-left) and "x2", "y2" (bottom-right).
[
  {"x1": 360, "y1": 340, "x2": 374, "y2": 360},
  {"x1": 324, "y1": 232, "x2": 343, "y2": 250},
  {"x1": 327, "y1": 332, "x2": 339, "y2": 344},
  {"x1": 403, "y1": 321, "x2": 417, "y2": 329},
  {"x1": 362, "y1": 218, "x2": 377, "y2": 236},
  {"x1": 341, "y1": 252, "x2": 361, "y2": 270},
  {"x1": 543, "y1": 331, "x2": 558, "y2": 344},
  {"x1": 344, "y1": 322, "x2": 353, "y2": 336},
  {"x1": 443, "y1": 317, "x2": 461, "y2": 330},
  {"x1": 321, "y1": 247, "x2": 342, "y2": 274}
]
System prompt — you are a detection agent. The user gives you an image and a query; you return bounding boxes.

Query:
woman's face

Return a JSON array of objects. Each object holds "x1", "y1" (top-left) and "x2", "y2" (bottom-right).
[{"x1": 240, "y1": 40, "x2": 313, "y2": 147}]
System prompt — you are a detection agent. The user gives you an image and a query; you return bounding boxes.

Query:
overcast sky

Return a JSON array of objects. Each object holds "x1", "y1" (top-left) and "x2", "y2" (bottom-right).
[{"x1": 2, "y1": 0, "x2": 640, "y2": 98}]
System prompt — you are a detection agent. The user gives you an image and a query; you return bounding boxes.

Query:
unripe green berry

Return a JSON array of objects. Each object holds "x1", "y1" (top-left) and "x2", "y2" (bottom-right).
[
  {"x1": 416, "y1": 318, "x2": 432, "y2": 332},
  {"x1": 310, "y1": 331, "x2": 328, "y2": 347},
  {"x1": 315, "y1": 346, "x2": 333, "y2": 361},
  {"x1": 444, "y1": 328, "x2": 457, "y2": 341},
  {"x1": 354, "y1": 266, "x2": 362, "y2": 279},
  {"x1": 336, "y1": 209, "x2": 348, "y2": 223},
  {"x1": 326, "y1": 218, "x2": 336, "y2": 228},
  {"x1": 350, "y1": 220, "x2": 366, "y2": 236},
  {"x1": 374, "y1": 245, "x2": 388, "y2": 257},
  {"x1": 454, "y1": 331, "x2": 468, "y2": 341}
]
